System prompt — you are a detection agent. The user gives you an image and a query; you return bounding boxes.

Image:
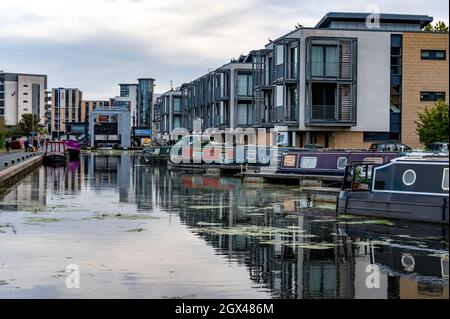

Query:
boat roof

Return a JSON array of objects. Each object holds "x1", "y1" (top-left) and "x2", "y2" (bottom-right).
[{"x1": 395, "y1": 155, "x2": 449, "y2": 162}]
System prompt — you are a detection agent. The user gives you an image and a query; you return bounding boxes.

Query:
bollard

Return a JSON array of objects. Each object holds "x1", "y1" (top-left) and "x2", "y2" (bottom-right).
[{"x1": 4, "y1": 162, "x2": 8, "y2": 167}]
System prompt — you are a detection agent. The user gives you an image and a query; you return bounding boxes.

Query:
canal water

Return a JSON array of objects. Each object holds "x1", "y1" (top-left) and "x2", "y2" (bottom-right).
[{"x1": 0, "y1": 153, "x2": 448, "y2": 299}]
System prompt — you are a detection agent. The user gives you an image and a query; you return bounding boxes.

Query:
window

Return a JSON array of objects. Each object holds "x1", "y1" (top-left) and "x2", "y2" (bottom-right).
[
  {"x1": 290, "y1": 46, "x2": 298, "y2": 79},
  {"x1": 236, "y1": 103, "x2": 253, "y2": 125},
  {"x1": 23, "y1": 100, "x2": 28, "y2": 103},
  {"x1": 311, "y1": 83, "x2": 336, "y2": 120},
  {"x1": 173, "y1": 97, "x2": 181, "y2": 112},
  {"x1": 311, "y1": 45, "x2": 338, "y2": 77},
  {"x1": 337, "y1": 157, "x2": 348, "y2": 170},
  {"x1": 420, "y1": 92, "x2": 446, "y2": 102},
  {"x1": 402, "y1": 170, "x2": 416, "y2": 186},
  {"x1": 173, "y1": 115, "x2": 181, "y2": 129},
  {"x1": 421, "y1": 50, "x2": 446, "y2": 60},
  {"x1": 391, "y1": 47, "x2": 402, "y2": 75},
  {"x1": 237, "y1": 74, "x2": 252, "y2": 96},
  {"x1": 443, "y1": 168, "x2": 449, "y2": 191},
  {"x1": 120, "y1": 86, "x2": 129, "y2": 97},
  {"x1": 300, "y1": 157, "x2": 317, "y2": 169}
]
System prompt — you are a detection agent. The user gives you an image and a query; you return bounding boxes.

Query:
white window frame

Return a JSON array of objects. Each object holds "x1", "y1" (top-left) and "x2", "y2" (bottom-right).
[
  {"x1": 337, "y1": 157, "x2": 348, "y2": 170},
  {"x1": 442, "y1": 168, "x2": 449, "y2": 191},
  {"x1": 300, "y1": 157, "x2": 317, "y2": 169},
  {"x1": 402, "y1": 169, "x2": 417, "y2": 186}
]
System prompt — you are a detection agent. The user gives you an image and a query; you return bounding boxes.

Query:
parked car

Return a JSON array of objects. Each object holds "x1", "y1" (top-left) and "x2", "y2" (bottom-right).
[
  {"x1": 429, "y1": 142, "x2": 449, "y2": 154},
  {"x1": 369, "y1": 142, "x2": 411, "y2": 152}
]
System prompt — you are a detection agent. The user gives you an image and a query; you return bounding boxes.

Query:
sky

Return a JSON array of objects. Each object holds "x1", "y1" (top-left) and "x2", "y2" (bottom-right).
[{"x1": 0, "y1": 0, "x2": 448, "y2": 99}]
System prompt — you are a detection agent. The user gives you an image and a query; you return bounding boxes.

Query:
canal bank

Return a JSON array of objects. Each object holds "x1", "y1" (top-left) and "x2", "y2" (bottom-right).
[{"x1": 0, "y1": 153, "x2": 42, "y2": 191}]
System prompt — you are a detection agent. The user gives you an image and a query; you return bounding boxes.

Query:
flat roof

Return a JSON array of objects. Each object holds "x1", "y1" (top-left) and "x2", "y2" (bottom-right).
[{"x1": 316, "y1": 12, "x2": 433, "y2": 28}]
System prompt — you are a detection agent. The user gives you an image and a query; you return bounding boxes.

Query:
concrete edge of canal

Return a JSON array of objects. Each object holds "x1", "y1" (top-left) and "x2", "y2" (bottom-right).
[{"x1": 0, "y1": 154, "x2": 43, "y2": 191}]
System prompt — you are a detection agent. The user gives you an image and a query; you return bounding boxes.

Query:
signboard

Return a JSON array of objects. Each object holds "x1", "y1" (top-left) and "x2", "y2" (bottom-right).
[
  {"x1": 134, "y1": 128, "x2": 151, "y2": 137},
  {"x1": 67, "y1": 123, "x2": 87, "y2": 134},
  {"x1": 59, "y1": 89, "x2": 65, "y2": 107}
]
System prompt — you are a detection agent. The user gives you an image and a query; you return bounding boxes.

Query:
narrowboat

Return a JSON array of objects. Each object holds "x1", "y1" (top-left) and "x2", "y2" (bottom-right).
[
  {"x1": 43, "y1": 141, "x2": 68, "y2": 166},
  {"x1": 337, "y1": 156, "x2": 449, "y2": 224},
  {"x1": 60, "y1": 134, "x2": 81, "y2": 160},
  {"x1": 278, "y1": 150, "x2": 400, "y2": 176}
]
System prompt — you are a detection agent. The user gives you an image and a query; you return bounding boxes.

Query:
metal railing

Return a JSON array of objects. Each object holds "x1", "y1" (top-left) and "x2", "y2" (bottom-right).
[{"x1": 311, "y1": 105, "x2": 336, "y2": 121}]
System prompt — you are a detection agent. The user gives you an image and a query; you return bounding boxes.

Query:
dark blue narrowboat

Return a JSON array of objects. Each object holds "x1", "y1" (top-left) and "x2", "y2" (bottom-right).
[
  {"x1": 337, "y1": 156, "x2": 449, "y2": 224},
  {"x1": 278, "y1": 151, "x2": 400, "y2": 176}
]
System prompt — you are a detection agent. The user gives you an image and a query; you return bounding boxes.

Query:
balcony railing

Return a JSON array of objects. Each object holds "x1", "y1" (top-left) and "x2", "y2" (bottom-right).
[{"x1": 311, "y1": 105, "x2": 336, "y2": 121}]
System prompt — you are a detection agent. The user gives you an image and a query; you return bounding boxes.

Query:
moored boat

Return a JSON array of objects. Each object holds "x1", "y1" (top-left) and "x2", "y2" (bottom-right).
[
  {"x1": 337, "y1": 156, "x2": 449, "y2": 224},
  {"x1": 43, "y1": 141, "x2": 68, "y2": 166},
  {"x1": 278, "y1": 150, "x2": 401, "y2": 176},
  {"x1": 60, "y1": 135, "x2": 81, "y2": 160}
]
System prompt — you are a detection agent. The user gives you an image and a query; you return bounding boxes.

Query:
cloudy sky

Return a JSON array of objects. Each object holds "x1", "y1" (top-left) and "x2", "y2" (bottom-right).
[{"x1": 1, "y1": 0, "x2": 448, "y2": 99}]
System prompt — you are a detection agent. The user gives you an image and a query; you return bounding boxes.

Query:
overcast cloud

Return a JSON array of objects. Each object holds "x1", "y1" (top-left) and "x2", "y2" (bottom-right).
[{"x1": 0, "y1": 0, "x2": 448, "y2": 99}]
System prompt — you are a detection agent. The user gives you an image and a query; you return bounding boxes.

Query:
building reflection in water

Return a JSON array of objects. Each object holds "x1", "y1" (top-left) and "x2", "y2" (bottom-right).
[{"x1": 1, "y1": 153, "x2": 447, "y2": 299}]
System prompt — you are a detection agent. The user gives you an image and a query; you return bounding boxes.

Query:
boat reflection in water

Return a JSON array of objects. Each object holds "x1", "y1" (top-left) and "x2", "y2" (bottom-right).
[{"x1": 0, "y1": 153, "x2": 447, "y2": 299}]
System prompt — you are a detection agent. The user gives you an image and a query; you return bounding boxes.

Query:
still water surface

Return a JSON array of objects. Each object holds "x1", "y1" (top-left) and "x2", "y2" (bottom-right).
[{"x1": 0, "y1": 153, "x2": 448, "y2": 298}]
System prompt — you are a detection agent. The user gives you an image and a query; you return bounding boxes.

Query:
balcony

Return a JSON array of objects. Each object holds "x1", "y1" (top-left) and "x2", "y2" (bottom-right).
[{"x1": 311, "y1": 105, "x2": 336, "y2": 122}]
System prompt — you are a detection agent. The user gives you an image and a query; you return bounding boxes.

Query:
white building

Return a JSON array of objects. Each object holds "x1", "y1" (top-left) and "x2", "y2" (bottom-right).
[{"x1": 0, "y1": 72, "x2": 47, "y2": 126}]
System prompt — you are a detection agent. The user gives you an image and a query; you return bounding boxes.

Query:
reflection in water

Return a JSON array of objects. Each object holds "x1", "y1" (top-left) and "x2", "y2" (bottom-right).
[{"x1": 0, "y1": 153, "x2": 448, "y2": 299}]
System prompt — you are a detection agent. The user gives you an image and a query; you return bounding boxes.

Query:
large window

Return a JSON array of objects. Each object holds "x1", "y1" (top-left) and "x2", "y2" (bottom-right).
[
  {"x1": 173, "y1": 97, "x2": 181, "y2": 112},
  {"x1": 236, "y1": 103, "x2": 253, "y2": 125},
  {"x1": 312, "y1": 83, "x2": 336, "y2": 120},
  {"x1": 391, "y1": 47, "x2": 402, "y2": 75},
  {"x1": 237, "y1": 74, "x2": 252, "y2": 96},
  {"x1": 421, "y1": 50, "x2": 446, "y2": 60},
  {"x1": 290, "y1": 46, "x2": 298, "y2": 79},
  {"x1": 311, "y1": 45, "x2": 338, "y2": 77},
  {"x1": 173, "y1": 115, "x2": 181, "y2": 129},
  {"x1": 120, "y1": 85, "x2": 129, "y2": 97}
]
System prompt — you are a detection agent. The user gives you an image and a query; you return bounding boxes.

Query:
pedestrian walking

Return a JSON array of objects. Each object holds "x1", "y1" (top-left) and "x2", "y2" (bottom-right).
[
  {"x1": 5, "y1": 138, "x2": 10, "y2": 152},
  {"x1": 24, "y1": 138, "x2": 30, "y2": 152}
]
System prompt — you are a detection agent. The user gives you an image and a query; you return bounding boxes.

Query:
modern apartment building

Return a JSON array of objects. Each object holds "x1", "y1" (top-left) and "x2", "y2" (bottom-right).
[
  {"x1": 109, "y1": 79, "x2": 155, "y2": 141},
  {"x1": 172, "y1": 54, "x2": 254, "y2": 139},
  {"x1": 0, "y1": 72, "x2": 47, "y2": 126},
  {"x1": 137, "y1": 78, "x2": 155, "y2": 128},
  {"x1": 252, "y1": 12, "x2": 448, "y2": 148},
  {"x1": 115, "y1": 83, "x2": 139, "y2": 127},
  {"x1": 45, "y1": 90, "x2": 52, "y2": 132},
  {"x1": 50, "y1": 88, "x2": 83, "y2": 138},
  {"x1": 401, "y1": 32, "x2": 449, "y2": 148},
  {"x1": 161, "y1": 12, "x2": 447, "y2": 149},
  {"x1": 154, "y1": 89, "x2": 182, "y2": 141},
  {"x1": 80, "y1": 100, "x2": 110, "y2": 123}
]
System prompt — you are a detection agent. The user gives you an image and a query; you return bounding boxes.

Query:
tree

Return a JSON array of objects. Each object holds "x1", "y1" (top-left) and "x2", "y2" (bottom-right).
[
  {"x1": 17, "y1": 114, "x2": 43, "y2": 136},
  {"x1": 0, "y1": 118, "x2": 7, "y2": 148},
  {"x1": 416, "y1": 100, "x2": 449, "y2": 148},
  {"x1": 423, "y1": 21, "x2": 449, "y2": 32}
]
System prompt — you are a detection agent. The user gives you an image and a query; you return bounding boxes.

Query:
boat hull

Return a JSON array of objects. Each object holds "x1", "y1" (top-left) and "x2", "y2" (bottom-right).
[
  {"x1": 67, "y1": 148, "x2": 81, "y2": 160},
  {"x1": 337, "y1": 190, "x2": 449, "y2": 224},
  {"x1": 43, "y1": 155, "x2": 68, "y2": 166}
]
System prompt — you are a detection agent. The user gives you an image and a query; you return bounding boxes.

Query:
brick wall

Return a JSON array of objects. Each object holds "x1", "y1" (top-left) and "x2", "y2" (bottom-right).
[
  {"x1": 329, "y1": 131, "x2": 371, "y2": 149},
  {"x1": 402, "y1": 32, "x2": 449, "y2": 148}
]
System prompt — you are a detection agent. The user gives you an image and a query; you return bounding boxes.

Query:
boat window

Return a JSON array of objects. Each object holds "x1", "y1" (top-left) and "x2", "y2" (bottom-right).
[
  {"x1": 443, "y1": 168, "x2": 449, "y2": 191},
  {"x1": 337, "y1": 157, "x2": 347, "y2": 170},
  {"x1": 283, "y1": 155, "x2": 297, "y2": 168},
  {"x1": 363, "y1": 157, "x2": 383, "y2": 164},
  {"x1": 402, "y1": 169, "x2": 416, "y2": 186},
  {"x1": 300, "y1": 157, "x2": 317, "y2": 169}
]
